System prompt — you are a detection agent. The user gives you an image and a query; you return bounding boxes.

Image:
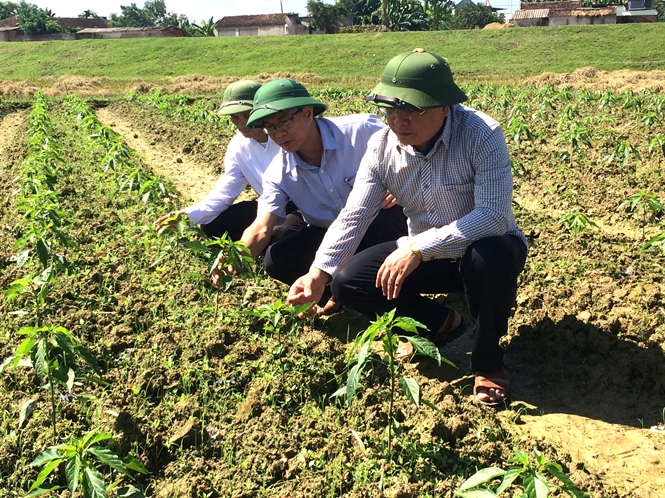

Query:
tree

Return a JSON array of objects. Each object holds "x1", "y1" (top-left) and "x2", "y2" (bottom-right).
[
  {"x1": 191, "y1": 16, "x2": 215, "y2": 36},
  {"x1": 444, "y1": 2, "x2": 500, "y2": 29},
  {"x1": 423, "y1": 0, "x2": 454, "y2": 29},
  {"x1": 108, "y1": 0, "x2": 181, "y2": 28},
  {"x1": 78, "y1": 9, "x2": 98, "y2": 18},
  {"x1": 384, "y1": 0, "x2": 429, "y2": 30},
  {"x1": 15, "y1": 1, "x2": 60, "y2": 35},
  {"x1": 337, "y1": 0, "x2": 381, "y2": 24},
  {"x1": 0, "y1": 1, "x2": 18, "y2": 20},
  {"x1": 307, "y1": 0, "x2": 341, "y2": 33},
  {"x1": 653, "y1": 0, "x2": 665, "y2": 21}
]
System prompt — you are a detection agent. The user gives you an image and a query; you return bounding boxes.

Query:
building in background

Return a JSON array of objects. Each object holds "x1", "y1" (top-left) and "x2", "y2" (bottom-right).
[{"x1": 214, "y1": 13, "x2": 308, "y2": 37}]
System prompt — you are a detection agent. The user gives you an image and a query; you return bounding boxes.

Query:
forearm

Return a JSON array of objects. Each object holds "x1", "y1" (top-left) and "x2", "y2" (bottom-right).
[{"x1": 240, "y1": 213, "x2": 278, "y2": 258}]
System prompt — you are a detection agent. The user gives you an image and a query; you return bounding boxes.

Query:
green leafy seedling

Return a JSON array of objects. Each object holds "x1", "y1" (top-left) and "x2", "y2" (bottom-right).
[
  {"x1": 619, "y1": 190, "x2": 664, "y2": 240},
  {"x1": 0, "y1": 324, "x2": 101, "y2": 442},
  {"x1": 456, "y1": 448, "x2": 588, "y2": 498},
  {"x1": 26, "y1": 429, "x2": 148, "y2": 498},
  {"x1": 558, "y1": 211, "x2": 598, "y2": 249},
  {"x1": 336, "y1": 309, "x2": 454, "y2": 459}
]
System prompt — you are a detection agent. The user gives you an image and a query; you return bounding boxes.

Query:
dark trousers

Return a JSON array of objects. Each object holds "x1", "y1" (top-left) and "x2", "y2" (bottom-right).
[
  {"x1": 331, "y1": 235, "x2": 527, "y2": 372},
  {"x1": 201, "y1": 201, "x2": 305, "y2": 244},
  {"x1": 264, "y1": 205, "x2": 408, "y2": 286}
]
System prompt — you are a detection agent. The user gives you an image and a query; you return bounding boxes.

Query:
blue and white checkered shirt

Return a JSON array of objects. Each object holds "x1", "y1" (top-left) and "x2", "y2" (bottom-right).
[{"x1": 312, "y1": 104, "x2": 527, "y2": 278}]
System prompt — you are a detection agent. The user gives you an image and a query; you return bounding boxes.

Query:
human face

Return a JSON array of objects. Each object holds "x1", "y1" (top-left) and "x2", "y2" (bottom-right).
[
  {"x1": 230, "y1": 111, "x2": 268, "y2": 142},
  {"x1": 260, "y1": 106, "x2": 311, "y2": 152},
  {"x1": 385, "y1": 106, "x2": 449, "y2": 153}
]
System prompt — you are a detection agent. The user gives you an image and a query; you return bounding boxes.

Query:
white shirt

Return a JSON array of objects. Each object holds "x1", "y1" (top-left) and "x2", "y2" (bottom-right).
[
  {"x1": 257, "y1": 114, "x2": 385, "y2": 228},
  {"x1": 184, "y1": 133, "x2": 280, "y2": 225}
]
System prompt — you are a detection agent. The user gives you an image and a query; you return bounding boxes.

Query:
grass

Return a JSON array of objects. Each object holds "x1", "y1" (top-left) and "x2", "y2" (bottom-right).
[{"x1": 0, "y1": 24, "x2": 664, "y2": 84}]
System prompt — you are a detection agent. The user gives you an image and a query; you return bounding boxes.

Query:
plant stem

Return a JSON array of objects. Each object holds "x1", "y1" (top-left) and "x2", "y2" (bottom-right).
[{"x1": 47, "y1": 368, "x2": 57, "y2": 443}]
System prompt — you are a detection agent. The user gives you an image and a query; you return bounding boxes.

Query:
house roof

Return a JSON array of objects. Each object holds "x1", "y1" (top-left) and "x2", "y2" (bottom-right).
[
  {"x1": 0, "y1": 16, "x2": 17, "y2": 28},
  {"x1": 215, "y1": 13, "x2": 300, "y2": 29},
  {"x1": 616, "y1": 6, "x2": 659, "y2": 15},
  {"x1": 513, "y1": 8, "x2": 550, "y2": 19},
  {"x1": 55, "y1": 17, "x2": 109, "y2": 29},
  {"x1": 520, "y1": 1, "x2": 581, "y2": 12},
  {"x1": 78, "y1": 26, "x2": 177, "y2": 33},
  {"x1": 0, "y1": 26, "x2": 20, "y2": 32}
]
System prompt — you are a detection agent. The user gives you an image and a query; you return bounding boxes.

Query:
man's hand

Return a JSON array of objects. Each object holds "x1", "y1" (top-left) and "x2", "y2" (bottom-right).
[
  {"x1": 288, "y1": 269, "x2": 331, "y2": 315},
  {"x1": 376, "y1": 245, "x2": 421, "y2": 300},
  {"x1": 154, "y1": 210, "x2": 187, "y2": 235},
  {"x1": 210, "y1": 253, "x2": 237, "y2": 288},
  {"x1": 381, "y1": 191, "x2": 398, "y2": 210}
]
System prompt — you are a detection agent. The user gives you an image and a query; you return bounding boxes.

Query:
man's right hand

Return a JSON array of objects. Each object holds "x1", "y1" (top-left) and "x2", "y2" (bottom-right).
[
  {"x1": 287, "y1": 269, "x2": 331, "y2": 314},
  {"x1": 210, "y1": 255, "x2": 236, "y2": 288},
  {"x1": 154, "y1": 210, "x2": 187, "y2": 235}
]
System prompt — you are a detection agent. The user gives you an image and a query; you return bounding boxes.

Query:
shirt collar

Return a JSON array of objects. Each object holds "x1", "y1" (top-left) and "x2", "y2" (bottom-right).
[
  {"x1": 284, "y1": 118, "x2": 339, "y2": 173},
  {"x1": 395, "y1": 104, "x2": 455, "y2": 157}
]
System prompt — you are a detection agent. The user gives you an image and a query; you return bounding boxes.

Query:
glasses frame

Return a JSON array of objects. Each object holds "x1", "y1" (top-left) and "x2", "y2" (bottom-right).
[
  {"x1": 261, "y1": 108, "x2": 303, "y2": 136},
  {"x1": 380, "y1": 107, "x2": 428, "y2": 120}
]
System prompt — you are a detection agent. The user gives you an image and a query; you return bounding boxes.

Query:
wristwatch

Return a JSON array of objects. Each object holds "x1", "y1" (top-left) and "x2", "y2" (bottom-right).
[{"x1": 409, "y1": 240, "x2": 423, "y2": 261}]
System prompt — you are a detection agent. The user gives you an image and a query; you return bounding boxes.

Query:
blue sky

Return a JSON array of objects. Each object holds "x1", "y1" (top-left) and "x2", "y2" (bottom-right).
[{"x1": 28, "y1": 0, "x2": 518, "y2": 23}]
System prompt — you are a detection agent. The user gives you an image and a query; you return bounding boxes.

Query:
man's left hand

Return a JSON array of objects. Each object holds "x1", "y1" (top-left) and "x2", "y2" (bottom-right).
[
  {"x1": 381, "y1": 191, "x2": 398, "y2": 209},
  {"x1": 376, "y1": 245, "x2": 421, "y2": 300}
]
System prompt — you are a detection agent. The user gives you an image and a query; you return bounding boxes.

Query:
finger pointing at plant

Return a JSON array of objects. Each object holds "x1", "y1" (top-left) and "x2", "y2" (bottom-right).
[{"x1": 287, "y1": 268, "x2": 330, "y2": 307}]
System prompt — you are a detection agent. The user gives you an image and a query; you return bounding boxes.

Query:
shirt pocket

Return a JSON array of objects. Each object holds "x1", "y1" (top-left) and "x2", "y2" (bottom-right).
[{"x1": 431, "y1": 182, "x2": 474, "y2": 224}]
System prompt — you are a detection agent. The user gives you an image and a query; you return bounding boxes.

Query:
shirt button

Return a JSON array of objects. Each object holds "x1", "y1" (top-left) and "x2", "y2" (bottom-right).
[{"x1": 329, "y1": 188, "x2": 334, "y2": 192}]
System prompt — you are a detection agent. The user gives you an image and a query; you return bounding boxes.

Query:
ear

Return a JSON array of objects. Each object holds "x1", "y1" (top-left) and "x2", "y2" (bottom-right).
[
  {"x1": 302, "y1": 106, "x2": 315, "y2": 119},
  {"x1": 442, "y1": 106, "x2": 450, "y2": 118}
]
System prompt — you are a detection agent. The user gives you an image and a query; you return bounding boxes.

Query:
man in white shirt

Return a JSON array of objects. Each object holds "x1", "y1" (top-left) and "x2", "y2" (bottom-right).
[
  {"x1": 154, "y1": 80, "x2": 302, "y2": 241},
  {"x1": 287, "y1": 50, "x2": 528, "y2": 406},
  {"x1": 212, "y1": 79, "x2": 408, "y2": 308}
]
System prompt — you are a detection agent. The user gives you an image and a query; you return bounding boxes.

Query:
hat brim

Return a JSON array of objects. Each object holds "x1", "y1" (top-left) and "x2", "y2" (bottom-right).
[
  {"x1": 217, "y1": 102, "x2": 254, "y2": 116},
  {"x1": 370, "y1": 81, "x2": 467, "y2": 109},
  {"x1": 247, "y1": 97, "x2": 327, "y2": 128}
]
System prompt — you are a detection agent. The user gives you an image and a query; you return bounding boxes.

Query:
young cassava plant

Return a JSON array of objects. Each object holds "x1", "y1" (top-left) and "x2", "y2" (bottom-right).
[
  {"x1": 26, "y1": 428, "x2": 148, "y2": 498},
  {"x1": 337, "y1": 309, "x2": 455, "y2": 459}
]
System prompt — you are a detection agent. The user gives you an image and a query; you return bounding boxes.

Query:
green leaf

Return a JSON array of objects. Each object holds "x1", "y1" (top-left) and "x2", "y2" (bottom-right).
[
  {"x1": 183, "y1": 240, "x2": 209, "y2": 253},
  {"x1": 83, "y1": 466, "x2": 107, "y2": 498},
  {"x1": 65, "y1": 456, "x2": 81, "y2": 496},
  {"x1": 86, "y1": 431, "x2": 113, "y2": 447},
  {"x1": 346, "y1": 361, "x2": 363, "y2": 406},
  {"x1": 24, "y1": 484, "x2": 62, "y2": 498},
  {"x1": 115, "y1": 485, "x2": 146, "y2": 498},
  {"x1": 28, "y1": 457, "x2": 63, "y2": 491},
  {"x1": 33, "y1": 339, "x2": 48, "y2": 382},
  {"x1": 123, "y1": 455, "x2": 149, "y2": 475},
  {"x1": 330, "y1": 386, "x2": 346, "y2": 398},
  {"x1": 88, "y1": 446, "x2": 131, "y2": 477},
  {"x1": 19, "y1": 398, "x2": 38, "y2": 428},
  {"x1": 399, "y1": 376, "x2": 420, "y2": 406},
  {"x1": 458, "y1": 467, "x2": 507, "y2": 490},
  {"x1": 496, "y1": 467, "x2": 524, "y2": 494},
  {"x1": 456, "y1": 489, "x2": 498, "y2": 498},
  {"x1": 533, "y1": 471, "x2": 550, "y2": 498},
  {"x1": 66, "y1": 367, "x2": 75, "y2": 392},
  {"x1": 393, "y1": 316, "x2": 427, "y2": 334},
  {"x1": 75, "y1": 346, "x2": 102, "y2": 376},
  {"x1": 17, "y1": 249, "x2": 30, "y2": 268},
  {"x1": 0, "y1": 354, "x2": 22, "y2": 373},
  {"x1": 36, "y1": 239, "x2": 50, "y2": 267},
  {"x1": 16, "y1": 336, "x2": 37, "y2": 355},
  {"x1": 54, "y1": 331, "x2": 77, "y2": 357},
  {"x1": 406, "y1": 335, "x2": 442, "y2": 365},
  {"x1": 30, "y1": 447, "x2": 62, "y2": 467},
  {"x1": 547, "y1": 466, "x2": 589, "y2": 498},
  {"x1": 421, "y1": 398, "x2": 443, "y2": 414}
]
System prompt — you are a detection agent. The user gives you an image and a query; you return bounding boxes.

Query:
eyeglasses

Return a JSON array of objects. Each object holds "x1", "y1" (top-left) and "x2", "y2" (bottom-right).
[
  {"x1": 262, "y1": 108, "x2": 303, "y2": 135},
  {"x1": 380, "y1": 108, "x2": 427, "y2": 120}
]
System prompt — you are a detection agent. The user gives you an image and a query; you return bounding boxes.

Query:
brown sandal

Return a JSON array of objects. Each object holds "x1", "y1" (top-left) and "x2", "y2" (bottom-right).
[{"x1": 474, "y1": 368, "x2": 510, "y2": 407}]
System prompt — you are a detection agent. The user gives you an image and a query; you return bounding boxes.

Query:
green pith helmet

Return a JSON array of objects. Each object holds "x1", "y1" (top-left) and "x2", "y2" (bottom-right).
[
  {"x1": 246, "y1": 78, "x2": 327, "y2": 128},
  {"x1": 366, "y1": 48, "x2": 467, "y2": 110},
  {"x1": 217, "y1": 80, "x2": 262, "y2": 116}
]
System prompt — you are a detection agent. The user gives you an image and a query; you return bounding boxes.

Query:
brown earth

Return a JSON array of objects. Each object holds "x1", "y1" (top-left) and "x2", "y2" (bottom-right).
[{"x1": 81, "y1": 101, "x2": 665, "y2": 496}]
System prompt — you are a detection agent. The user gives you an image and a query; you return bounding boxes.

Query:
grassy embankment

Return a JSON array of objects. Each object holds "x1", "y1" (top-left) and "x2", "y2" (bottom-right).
[{"x1": 0, "y1": 23, "x2": 664, "y2": 92}]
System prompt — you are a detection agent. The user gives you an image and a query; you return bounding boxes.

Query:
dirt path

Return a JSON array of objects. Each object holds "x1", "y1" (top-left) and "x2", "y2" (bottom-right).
[
  {"x1": 0, "y1": 111, "x2": 26, "y2": 160},
  {"x1": 95, "y1": 107, "x2": 217, "y2": 205}
]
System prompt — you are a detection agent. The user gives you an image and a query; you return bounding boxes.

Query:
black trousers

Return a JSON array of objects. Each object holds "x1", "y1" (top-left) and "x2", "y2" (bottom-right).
[
  {"x1": 264, "y1": 205, "x2": 409, "y2": 286},
  {"x1": 201, "y1": 201, "x2": 305, "y2": 244},
  {"x1": 331, "y1": 235, "x2": 527, "y2": 372}
]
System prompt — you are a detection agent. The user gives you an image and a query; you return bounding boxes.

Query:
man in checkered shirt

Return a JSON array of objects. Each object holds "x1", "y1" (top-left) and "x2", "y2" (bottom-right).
[{"x1": 288, "y1": 49, "x2": 528, "y2": 407}]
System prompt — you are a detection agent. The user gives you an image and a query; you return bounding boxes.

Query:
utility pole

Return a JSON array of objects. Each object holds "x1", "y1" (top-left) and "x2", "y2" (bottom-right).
[{"x1": 280, "y1": 0, "x2": 283, "y2": 13}]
